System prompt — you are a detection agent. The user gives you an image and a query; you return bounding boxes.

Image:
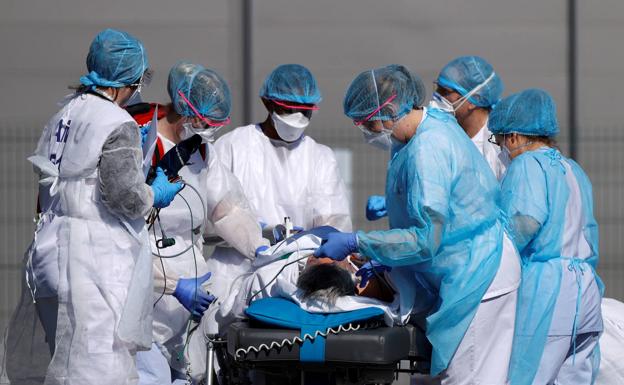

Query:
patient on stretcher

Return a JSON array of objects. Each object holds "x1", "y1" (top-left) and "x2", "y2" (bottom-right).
[
  {"x1": 203, "y1": 230, "x2": 400, "y2": 334},
  {"x1": 297, "y1": 256, "x2": 395, "y2": 305},
  {"x1": 183, "y1": 230, "x2": 416, "y2": 381}
]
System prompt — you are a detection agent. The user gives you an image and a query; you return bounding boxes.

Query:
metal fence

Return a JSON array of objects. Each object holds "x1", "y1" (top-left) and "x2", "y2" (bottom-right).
[{"x1": 1, "y1": 121, "x2": 623, "y2": 334}]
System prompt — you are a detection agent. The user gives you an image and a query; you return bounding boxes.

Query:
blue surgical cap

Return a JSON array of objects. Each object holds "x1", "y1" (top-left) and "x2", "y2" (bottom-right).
[
  {"x1": 343, "y1": 64, "x2": 426, "y2": 122},
  {"x1": 489, "y1": 88, "x2": 559, "y2": 137},
  {"x1": 80, "y1": 29, "x2": 148, "y2": 89},
  {"x1": 259, "y1": 64, "x2": 322, "y2": 105},
  {"x1": 168, "y1": 62, "x2": 231, "y2": 122},
  {"x1": 436, "y1": 56, "x2": 503, "y2": 108}
]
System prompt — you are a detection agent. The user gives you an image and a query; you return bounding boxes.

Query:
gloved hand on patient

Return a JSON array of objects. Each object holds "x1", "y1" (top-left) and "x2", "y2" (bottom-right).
[
  {"x1": 313, "y1": 231, "x2": 358, "y2": 261},
  {"x1": 356, "y1": 261, "x2": 392, "y2": 289},
  {"x1": 173, "y1": 272, "x2": 216, "y2": 318}
]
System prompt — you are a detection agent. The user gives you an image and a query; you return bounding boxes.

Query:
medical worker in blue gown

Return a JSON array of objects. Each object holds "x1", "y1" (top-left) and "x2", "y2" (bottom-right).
[
  {"x1": 489, "y1": 89, "x2": 603, "y2": 385},
  {"x1": 315, "y1": 64, "x2": 520, "y2": 384},
  {"x1": 366, "y1": 56, "x2": 507, "y2": 223}
]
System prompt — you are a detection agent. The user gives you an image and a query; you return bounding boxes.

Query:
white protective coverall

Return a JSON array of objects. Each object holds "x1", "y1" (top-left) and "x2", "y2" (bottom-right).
[
  {"x1": 206, "y1": 124, "x2": 352, "y2": 316},
  {"x1": 31, "y1": 92, "x2": 155, "y2": 385},
  {"x1": 139, "y1": 134, "x2": 268, "y2": 379},
  {"x1": 470, "y1": 120, "x2": 508, "y2": 180}
]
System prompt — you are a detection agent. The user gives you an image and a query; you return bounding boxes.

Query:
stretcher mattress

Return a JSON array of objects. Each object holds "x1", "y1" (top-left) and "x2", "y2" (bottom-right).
[{"x1": 227, "y1": 321, "x2": 431, "y2": 365}]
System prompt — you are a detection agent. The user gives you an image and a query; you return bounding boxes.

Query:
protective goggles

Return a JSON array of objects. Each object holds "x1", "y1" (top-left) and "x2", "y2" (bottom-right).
[
  {"x1": 269, "y1": 99, "x2": 318, "y2": 119},
  {"x1": 129, "y1": 69, "x2": 154, "y2": 91},
  {"x1": 488, "y1": 133, "x2": 508, "y2": 146},
  {"x1": 177, "y1": 90, "x2": 231, "y2": 128}
]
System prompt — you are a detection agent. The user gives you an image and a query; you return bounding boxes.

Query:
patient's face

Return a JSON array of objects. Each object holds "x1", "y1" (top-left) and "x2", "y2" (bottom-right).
[
  {"x1": 296, "y1": 255, "x2": 394, "y2": 305},
  {"x1": 296, "y1": 258, "x2": 357, "y2": 305}
]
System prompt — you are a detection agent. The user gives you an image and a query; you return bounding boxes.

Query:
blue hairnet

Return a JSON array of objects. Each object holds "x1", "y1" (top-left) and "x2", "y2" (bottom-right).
[
  {"x1": 168, "y1": 62, "x2": 231, "y2": 121},
  {"x1": 436, "y1": 56, "x2": 503, "y2": 108},
  {"x1": 80, "y1": 29, "x2": 148, "y2": 89},
  {"x1": 489, "y1": 88, "x2": 559, "y2": 137},
  {"x1": 343, "y1": 64, "x2": 426, "y2": 122},
  {"x1": 259, "y1": 64, "x2": 322, "y2": 105}
]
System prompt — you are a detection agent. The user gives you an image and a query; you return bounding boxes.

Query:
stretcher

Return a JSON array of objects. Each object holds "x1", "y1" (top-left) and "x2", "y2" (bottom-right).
[{"x1": 204, "y1": 298, "x2": 431, "y2": 385}]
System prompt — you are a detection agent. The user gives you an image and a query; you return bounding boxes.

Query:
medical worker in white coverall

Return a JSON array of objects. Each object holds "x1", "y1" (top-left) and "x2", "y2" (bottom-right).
[
  {"x1": 131, "y1": 62, "x2": 268, "y2": 384},
  {"x1": 29, "y1": 29, "x2": 182, "y2": 385},
  {"x1": 205, "y1": 64, "x2": 352, "y2": 333}
]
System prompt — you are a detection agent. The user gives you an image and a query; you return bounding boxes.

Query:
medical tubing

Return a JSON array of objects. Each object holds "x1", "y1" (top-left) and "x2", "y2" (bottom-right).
[
  {"x1": 177, "y1": 190, "x2": 206, "y2": 370},
  {"x1": 246, "y1": 236, "x2": 311, "y2": 305},
  {"x1": 234, "y1": 323, "x2": 365, "y2": 359},
  {"x1": 151, "y1": 180, "x2": 207, "y2": 259},
  {"x1": 180, "y1": 190, "x2": 198, "y2": 341},
  {"x1": 152, "y1": 224, "x2": 167, "y2": 308}
]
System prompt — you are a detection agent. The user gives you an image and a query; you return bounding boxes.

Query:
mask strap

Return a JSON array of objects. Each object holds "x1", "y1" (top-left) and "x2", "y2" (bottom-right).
[
  {"x1": 504, "y1": 133, "x2": 534, "y2": 154},
  {"x1": 453, "y1": 71, "x2": 496, "y2": 109}
]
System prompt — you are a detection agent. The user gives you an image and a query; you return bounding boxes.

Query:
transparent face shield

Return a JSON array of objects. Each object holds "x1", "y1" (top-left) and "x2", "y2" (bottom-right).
[
  {"x1": 124, "y1": 69, "x2": 154, "y2": 106},
  {"x1": 433, "y1": 71, "x2": 496, "y2": 114},
  {"x1": 353, "y1": 93, "x2": 402, "y2": 151},
  {"x1": 177, "y1": 90, "x2": 231, "y2": 141},
  {"x1": 488, "y1": 133, "x2": 534, "y2": 158}
]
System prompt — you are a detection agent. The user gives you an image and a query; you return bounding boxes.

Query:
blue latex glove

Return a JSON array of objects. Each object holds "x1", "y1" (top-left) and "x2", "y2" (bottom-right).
[
  {"x1": 356, "y1": 261, "x2": 392, "y2": 288},
  {"x1": 151, "y1": 167, "x2": 184, "y2": 208},
  {"x1": 255, "y1": 245, "x2": 269, "y2": 258},
  {"x1": 173, "y1": 272, "x2": 215, "y2": 318},
  {"x1": 140, "y1": 125, "x2": 151, "y2": 146},
  {"x1": 313, "y1": 232, "x2": 358, "y2": 261},
  {"x1": 366, "y1": 195, "x2": 387, "y2": 221}
]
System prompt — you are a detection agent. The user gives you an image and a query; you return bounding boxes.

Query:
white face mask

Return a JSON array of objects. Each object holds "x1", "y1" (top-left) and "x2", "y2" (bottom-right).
[
  {"x1": 180, "y1": 122, "x2": 221, "y2": 143},
  {"x1": 124, "y1": 88, "x2": 142, "y2": 107},
  {"x1": 430, "y1": 92, "x2": 456, "y2": 113},
  {"x1": 431, "y1": 71, "x2": 497, "y2": 115},
  {"x1": 499, "y1": 144, "x2": 512, "y2": 164},
  {"x1": 362, "y1": 129, "x2": 393, "y2": 151},
  {"x1": 499, "y1": 134, "x2": 533, "y2": 160},
  {"x1": 272, "y1": 112, "x2": 310, "y2": 142}
]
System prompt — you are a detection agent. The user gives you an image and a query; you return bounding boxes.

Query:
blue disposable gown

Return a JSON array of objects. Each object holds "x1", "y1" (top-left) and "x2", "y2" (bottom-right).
[
  {"x1": 501, "y1": 147, "x2": 604, "y2": 385},
  {"x1": 357, "y1": 108, "x2": 504, "y2": 375}
]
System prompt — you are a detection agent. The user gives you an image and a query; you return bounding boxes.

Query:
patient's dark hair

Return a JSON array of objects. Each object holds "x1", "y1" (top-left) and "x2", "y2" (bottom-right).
[{"x1": 296, "y1": 264, "x2": 356, "y2": 305}]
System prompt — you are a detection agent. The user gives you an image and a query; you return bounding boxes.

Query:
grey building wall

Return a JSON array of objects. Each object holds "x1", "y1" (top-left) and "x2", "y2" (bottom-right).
[{"x1": 0, "y1": 0, "x2": 622, "y2": 336}]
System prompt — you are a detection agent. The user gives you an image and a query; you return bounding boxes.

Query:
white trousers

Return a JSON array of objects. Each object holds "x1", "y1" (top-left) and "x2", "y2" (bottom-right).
[
  {"x1": 440, "y1": 289, "x2": 518, "y2": 385},
  {"x1": 532, "y1": 332, "x2": 600, "y2": 385},
  {"x1": 136, "y1": 343, "x2": 172, "y2": 385}
]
